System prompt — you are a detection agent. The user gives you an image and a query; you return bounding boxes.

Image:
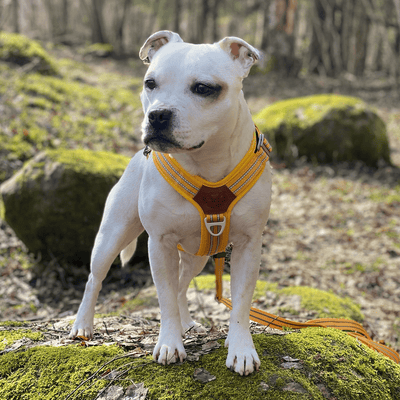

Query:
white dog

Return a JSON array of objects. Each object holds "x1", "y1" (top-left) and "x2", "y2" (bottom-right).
[{"x1": 70, "y1": 31, "x2": 272, "y2": 376}]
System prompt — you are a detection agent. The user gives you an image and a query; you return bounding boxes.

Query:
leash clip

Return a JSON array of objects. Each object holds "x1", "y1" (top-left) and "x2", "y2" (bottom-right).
[
  {"x1": 143, "y1": 146, "x2": 152, "y2": 158},
  {"x1": 204, "y1": 216, "x2": 226, "y2": 237}
]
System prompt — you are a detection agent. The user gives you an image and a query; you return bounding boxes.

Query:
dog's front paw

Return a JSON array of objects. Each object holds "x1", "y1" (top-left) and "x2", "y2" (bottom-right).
[
  {"x1": 153, "y1": 331, "x2": 187, "y2": 365},
  {"x1": 69, "y1": 321, "x2": 94, "y2": 339},
  {"x1": 225, "y1": 329, "x2": 260, "y2": 376}
]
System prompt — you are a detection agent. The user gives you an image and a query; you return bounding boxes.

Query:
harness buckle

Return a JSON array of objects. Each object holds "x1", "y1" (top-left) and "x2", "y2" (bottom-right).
[
  {"x1": 204, "y1": 216, "x2": 226, "y2": 237},
  {"x1": 256, "y1": 132, "x2": 264, "y2": 153}
]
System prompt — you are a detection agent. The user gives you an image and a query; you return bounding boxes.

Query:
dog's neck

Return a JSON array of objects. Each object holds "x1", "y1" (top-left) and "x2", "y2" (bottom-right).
[{"x1": 171, "y1": 93, "x2": 254, "y2": 182}]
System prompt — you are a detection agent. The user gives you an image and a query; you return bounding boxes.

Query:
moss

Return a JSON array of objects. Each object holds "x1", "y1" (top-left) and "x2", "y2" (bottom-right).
[
  {"x1": 0, "y1": 31, "x2": 59, "y2": 75},
  {"x1": 279, "y1": 286, "x2": 364, "y2": 322},
  {"x1": 0, "y1": 196, "x2": 4, "y2": 220},
  {"x1": 83, "y1": 43, "x2": 114, "y2": 57},
  {"x1": 0, "y1": 321, "x2": 25, "y2": 327},
  {"x1": 190, "y1": 274, "x2": 362, "y2": 321},
  {"x1": 283, "y1": 328, "x2": 400, "y2": 399},
  {"x1": 0, "y1": 328, "x2": 399, "y2": 399},
  {"x1": 45, "y1": 148, "x2": 130, "y2": 177},
  {"x1": 370, "y1": 185, "x2": 400, "y2": 205},
  {"x1": 0, "y1": 329, "x2": 43, "y2": 351},
  {"x1": 0, "y1": 59, "x2": 142, "y2": 163},
  {"x1": 0, "y1": 344, "x2": 124, "y2": 399},
  {"x1": 254, "y1": 94, "x2": 391, "y2": 166}
]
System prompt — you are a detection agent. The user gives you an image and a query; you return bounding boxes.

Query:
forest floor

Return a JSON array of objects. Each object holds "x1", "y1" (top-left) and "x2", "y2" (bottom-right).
[{"x1": 0, "y1": 50, "x2": 399, "y2": 354}]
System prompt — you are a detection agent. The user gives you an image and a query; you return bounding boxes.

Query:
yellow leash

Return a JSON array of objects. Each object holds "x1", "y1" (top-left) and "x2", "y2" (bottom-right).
[
  {"x1": 214, "y1": 256, "x2": 399, "y2": 364},
  {"x1": 150, "y1": 125, "x2": 400, "y2": 364}
]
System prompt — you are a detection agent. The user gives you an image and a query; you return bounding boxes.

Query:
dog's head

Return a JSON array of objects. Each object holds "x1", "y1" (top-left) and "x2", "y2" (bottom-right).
[{"x1": 139, "y1": 31, "x2": 262, "y2": 153}]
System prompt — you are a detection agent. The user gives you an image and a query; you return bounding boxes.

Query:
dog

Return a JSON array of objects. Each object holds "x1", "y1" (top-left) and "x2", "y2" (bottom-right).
[{"x1": 69, "y1": 31, "x2": 272, "y2": 376}]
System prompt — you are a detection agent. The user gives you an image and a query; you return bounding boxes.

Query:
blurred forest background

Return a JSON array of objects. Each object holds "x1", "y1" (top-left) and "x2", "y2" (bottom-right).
[{"x1": 2, "y1": 0, "x2": 400, "y2": 80}]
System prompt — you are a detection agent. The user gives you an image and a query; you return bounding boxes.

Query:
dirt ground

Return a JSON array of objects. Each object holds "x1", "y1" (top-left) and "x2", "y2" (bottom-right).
[{"x1": 0, "y1": 60, "x2": 399, "y2": 354}]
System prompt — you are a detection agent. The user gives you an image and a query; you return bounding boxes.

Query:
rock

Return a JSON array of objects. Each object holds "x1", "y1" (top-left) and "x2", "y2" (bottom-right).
[
  {"x1": 0, "y1": 32, "x2": 59, "y2": 76},
  {"x1": 1, "y1": 323, "x2": 399, "y2": 399},
  {"x1": 254, "y1": 94, "x2": 391, "y2": 166},
  {"x1": 0, "y1": 148, "x2": 130, "y2": 264}
]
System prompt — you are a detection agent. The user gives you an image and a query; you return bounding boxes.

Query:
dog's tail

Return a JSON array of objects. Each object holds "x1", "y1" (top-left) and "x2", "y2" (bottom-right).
[{"x1": 120, "y1": 239, "x2": 137, "y2": 267}]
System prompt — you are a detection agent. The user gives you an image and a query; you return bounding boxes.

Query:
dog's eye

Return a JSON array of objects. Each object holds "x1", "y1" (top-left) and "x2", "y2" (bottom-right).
[
  {"x1": 192, "y1": 83, "x2": 215, "y2": 96},
  {"x1": 145, "y1": 79, "x2": 157, "y2": 90}
]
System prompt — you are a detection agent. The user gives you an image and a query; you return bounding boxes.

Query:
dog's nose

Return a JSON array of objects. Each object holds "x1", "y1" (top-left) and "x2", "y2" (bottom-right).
[{"x1": 148, "y1": 109, "x2": 173, "y2": 130}]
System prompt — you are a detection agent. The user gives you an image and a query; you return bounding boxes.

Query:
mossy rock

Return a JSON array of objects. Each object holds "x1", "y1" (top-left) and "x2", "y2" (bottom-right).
[
  {"x1": 0, "y1": 148, "x2": 130, "y2": 264},
  {"x1": 82, "y1": 43, "x2": 114, "y2": 57},
  {"x1": 191, "y1": 275, "x2": 363, "y2": 322},
  {"x1": 0, "y1": 31, "x2": 59, "y2": 76},
  {"x1": 0, "y1": 327, "x2": 399, "y2": 399},
  {"x1": 254, "y1": 94, "x2": 391, "y2": 166}
]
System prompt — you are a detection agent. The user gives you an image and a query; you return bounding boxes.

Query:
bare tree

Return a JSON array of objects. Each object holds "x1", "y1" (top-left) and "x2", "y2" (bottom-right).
[
  {"x1": 174, "y1": 0, "x2": 181, "y2": 33},
  {"x1": 12, "y1": 0, "x2": 20, "y2": 33},
  {"x1": 115, "y1": 0, "x2": 132, "y2": 54},
  {"x1": 198, "y1": 0, "x2": 209, "y2": 43},
  {"x1": 91, "y1": 0, "x2": 106, "y2": 43}
]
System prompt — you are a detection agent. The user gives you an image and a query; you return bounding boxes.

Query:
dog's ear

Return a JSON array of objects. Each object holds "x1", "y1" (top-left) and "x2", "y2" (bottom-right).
[
  {"x1": 139, "y1": 31, "x2": 183, "y2": 64},
  {"x1": 217, "y1": 37, "x2": 263, "y2": 78}
]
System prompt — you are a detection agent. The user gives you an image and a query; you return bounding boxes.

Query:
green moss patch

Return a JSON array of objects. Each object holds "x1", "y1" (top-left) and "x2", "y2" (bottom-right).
[
  {"x1": 0, "y1": 344, "x2": 124, "y2": 399},
  {"x1": 0, "y1": 31, "x2": 58, "y2": 75},
  {"x1": 254, "y1": 94, "x2": 391, "y2": 166},
  {"x1": 191, "y1": 274, "x2": 362, "y2": 321},
  {"x1": 46, "y1": 148, "x2": 130, "y2": 177},
  {"x1": 1, "y1": 328, "x2": 399, "y2": 399},
  {"x1": 0, "y1": 329, "x2": 43, "y2": 351},
  {"x1": 0, "y1": 56, "x2": 142, "y2": 170},
  {"x1": 279, "y1": 286, "x2": 363, "y2": 322}
]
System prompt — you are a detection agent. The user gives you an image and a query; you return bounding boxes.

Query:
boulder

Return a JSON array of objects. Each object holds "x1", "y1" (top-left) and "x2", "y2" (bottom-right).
[
  {"x1": 0, "y1": 320, "x2": 399, "y2": 399},
  {"x1": 254, "y1": 94, "x2": 391, "y2": 166},
  {"x1": 0, "y1": 148, "x2": 130, "y2": 264},
  {"x1": 0, "y1": 31, "x2": 59, "y2": 76}
]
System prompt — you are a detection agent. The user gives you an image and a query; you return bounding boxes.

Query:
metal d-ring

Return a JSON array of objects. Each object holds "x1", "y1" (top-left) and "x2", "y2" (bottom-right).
[{"x1": 204, "y1": 216, "x2": 226, "y2": 237}]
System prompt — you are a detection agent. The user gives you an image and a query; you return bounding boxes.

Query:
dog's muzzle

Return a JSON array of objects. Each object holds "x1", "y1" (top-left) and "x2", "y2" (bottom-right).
[{"x1": 143, "y1": 108, "x2": 182, "y2": 151}]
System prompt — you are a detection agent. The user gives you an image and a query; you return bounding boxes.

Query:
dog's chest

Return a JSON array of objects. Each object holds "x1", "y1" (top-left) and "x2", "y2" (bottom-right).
[{"x1": 138, "y1": 158, "x2": 271, "y2": 254}]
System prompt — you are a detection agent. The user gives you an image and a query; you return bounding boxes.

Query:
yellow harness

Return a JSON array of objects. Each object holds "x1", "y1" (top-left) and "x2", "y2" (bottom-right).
[
  {"x1": 147, "y1": 126, "x2": 399, "y2": 364},
  {"x1": 152, "y1": 127, "x2": 271, "y2": 257}
]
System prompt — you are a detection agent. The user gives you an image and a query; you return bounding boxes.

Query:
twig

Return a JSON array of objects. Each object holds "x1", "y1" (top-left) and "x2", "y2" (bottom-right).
[{"x1": 64, "y1": 353, "x2": 148, "y2": 400}]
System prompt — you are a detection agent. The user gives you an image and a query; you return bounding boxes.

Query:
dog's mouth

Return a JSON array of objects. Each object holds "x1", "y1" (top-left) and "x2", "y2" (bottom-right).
[
  {"x1": 144, "y1": 134, "x2": 205, "y2": 153},
  {"x1": 187, "y1": 141, "x2": 205, "y2": 151},
  {"x1": 144, "y1": 135, "x2": 183, "y2": 152}
]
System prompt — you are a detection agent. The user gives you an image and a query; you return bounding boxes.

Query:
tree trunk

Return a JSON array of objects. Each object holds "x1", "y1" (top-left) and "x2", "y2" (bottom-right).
[
  {"x1": 62, "y1": 0, "x2": 69, "y2": 36},
  {"x1": 198, "y1": 0, "x2": 209, "y2": 43},
  {"x1": 12, "y1": 0, "x2": 20, "y2": 33},
  {"x1": 115, "y1": 0, "x2": 131, "y2": 55},
  {"x1": 211, "y1": 0, "x2": 219, "y2": 42},
  {"x1": 91, "y1": 0, "x2": 106, "y2": 43},
  {"x1": 174, "y1": 0, "x2": 181, "y2": 33},
  {"x1": 261, "y1": 0, "x2": 271, "y2": 51}
]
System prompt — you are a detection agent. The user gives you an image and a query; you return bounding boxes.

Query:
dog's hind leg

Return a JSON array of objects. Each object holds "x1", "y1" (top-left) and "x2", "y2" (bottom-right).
[{"x1": 177, "y1": 251, "x2": 208, "y2": 334}]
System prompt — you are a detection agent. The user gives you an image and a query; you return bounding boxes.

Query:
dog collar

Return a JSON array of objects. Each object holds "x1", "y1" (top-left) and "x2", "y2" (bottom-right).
[{"x1": 151, "y1": 126, "x2": 272, "y2": 257}]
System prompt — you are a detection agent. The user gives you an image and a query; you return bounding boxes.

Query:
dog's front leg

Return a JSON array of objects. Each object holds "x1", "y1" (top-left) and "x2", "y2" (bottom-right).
[
  {"x1": 149, "y1": 236, "x2": 187, "y2": 365},
  {"x1": 225, "y1": 238, "x2": 262, "y2": 376}
]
